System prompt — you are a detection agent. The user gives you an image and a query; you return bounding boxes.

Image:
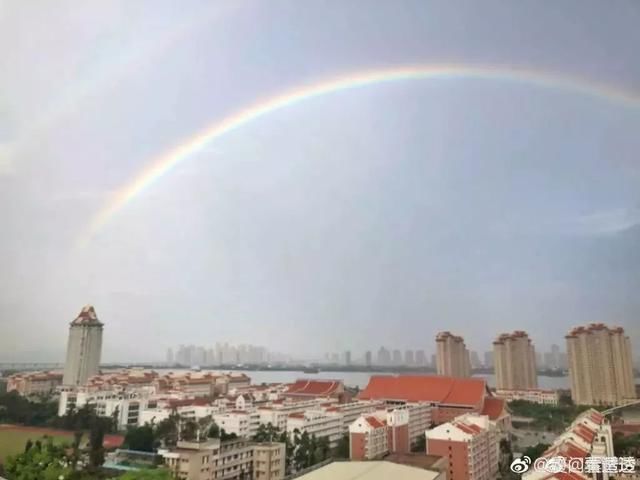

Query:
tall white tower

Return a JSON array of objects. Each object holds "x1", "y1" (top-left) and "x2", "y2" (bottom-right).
[{"x1": 62, "y1": 305, "x2": 103, "y2": 386}]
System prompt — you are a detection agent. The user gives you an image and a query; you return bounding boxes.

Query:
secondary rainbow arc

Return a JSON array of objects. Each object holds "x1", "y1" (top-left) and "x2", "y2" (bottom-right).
[{"x1": 78, "y1": 63, "x2": 640, "y2": 247}]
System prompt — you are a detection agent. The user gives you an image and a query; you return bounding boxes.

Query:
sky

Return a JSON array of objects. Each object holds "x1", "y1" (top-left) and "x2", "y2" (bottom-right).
[{"x1": 1, "y1": 0, "x2": 639, "y2": 362}]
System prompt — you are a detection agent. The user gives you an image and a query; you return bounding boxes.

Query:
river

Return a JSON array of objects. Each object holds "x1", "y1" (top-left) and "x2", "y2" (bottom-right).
[{"x1": 229, "y1": 370, "x2": 570, "y2": 390}]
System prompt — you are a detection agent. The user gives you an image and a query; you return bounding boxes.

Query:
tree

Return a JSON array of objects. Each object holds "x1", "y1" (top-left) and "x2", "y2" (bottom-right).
[
  {"x1": 124, "y1": 424, "x2": 156, "y2": 452},
  {"x1": 24, "y1": 439, "x2": 33, "y2": 453},
  {"x1": 155, "y1": 411, "x2": 180, "y2": 447},
  {"x1": 253, "y1": 423, "x2": 280, "y2": 442},
  {"x1": 88, "y1": 415, "x2": 107, "y2": 469},
  {"x1": 333, "y1": 433, "x2": 349, "y2": 459},
  {"x1": 119, "y1": 469, "x2": 173, "y2": 480},
  {"x1": 522, "y1": 442, "x2": 550, "y2": 461},
  {"x1": 411, "y1": 434, "x2": 426, "y2": 453},
  {"x1": 4, "y1": 437, "x2": 73, "y2": 480}
]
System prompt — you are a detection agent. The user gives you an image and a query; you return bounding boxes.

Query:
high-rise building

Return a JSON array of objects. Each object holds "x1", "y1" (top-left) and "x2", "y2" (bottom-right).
[
  {"x1": 377, "y1": 347, "x2": 391, "y2": 366},
  {"x1": 392, "y1": 350, "x2": 402, "y2": 366},
  {"x1": 62, "y1": 306, "x2": 103, "y2": 386},
  {"x1": 344, "y1": 351, "x2": 352, "y2": 366},
  {"x1": 404, "y1": 350, "x2": 414, "y2": 366},
  {"x1": 566, "y1": 324, "x2": 636, "y2": 406},
  {"x1": 435, "y1": 331, "x2": 470, "y2": 377},
  {"x1": 415, "y1": 350, "x2": 426, "y2": 366},
  {"x1": 493, "y1": 331, "x2": 537, "y2": 389},
  {"x1": 550, "y1": 344, "x2": 561, "y2": 370},
  {"x1": 483, "y1": 351, "x2": 494, "y2": 368},
  {"x1": 469, "y1": 351, "x2": 481, "y2": 369},
  {"x1": 166, "y1": 348, "x2": 174, "y2": 365},
  {"x1": 365, "y1": 351, "x2": 372, "y2": 367},
  {"x1": 430, "y1": 354, "x2": 437, "y2": 369}
]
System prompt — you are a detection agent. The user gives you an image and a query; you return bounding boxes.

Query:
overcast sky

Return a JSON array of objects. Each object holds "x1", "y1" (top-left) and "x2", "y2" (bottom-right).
[{"x1": 1, "y1": 0, "x2": 639, "y2": 362}]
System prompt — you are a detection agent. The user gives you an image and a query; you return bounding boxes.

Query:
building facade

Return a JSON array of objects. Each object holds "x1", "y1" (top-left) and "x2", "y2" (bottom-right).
[
  {"x1": 62, "y1": 306, "x2": 104, "y2": 386},
  {"x1": 161, "y1": 439, "x2": 284, "y2": 480},
  {"x1": 436, "y1": 332, "x2": 470, "y2": 378},
  {"x1": 7, "y1": 371, "x2": 63, "y2": 396},
  {"x1": 493, "y1": 331, "x2": 537, "y2": 390},
  {"x1": 425, "y1": 414, "x2": 500, "y2": 480},
  {"x1": 494, "y1": 388, "x2": 559, "y2": 406},
  {"x1": 566, "y1": 323, "x2": 636, "y2": 406}
]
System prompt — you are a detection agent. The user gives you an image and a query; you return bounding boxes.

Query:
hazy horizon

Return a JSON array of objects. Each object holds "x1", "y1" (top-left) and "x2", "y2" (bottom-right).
[{"x1": 1, "y1": 0, "x2": 639, "y2": 363}]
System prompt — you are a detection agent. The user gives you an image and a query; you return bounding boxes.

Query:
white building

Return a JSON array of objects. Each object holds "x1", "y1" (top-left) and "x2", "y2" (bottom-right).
[
  {"x1": 58, "y1": 387, "x2": 155, "y2": 429},
  {"x1": 495, "y1": 388, "x2": 560, "y2": 405},
  {"x1": 213, "y1": 409, "x2": 261, "y2": 438},
  {"x1": 62, "y1": 306, "x2": 104, "y2": 386},
  {"x1": 286, "y1": 409, "x2": 344, "y2": 448},
  {"x1": 523, "y1": 409, "x2": 614, "y2": 480}
]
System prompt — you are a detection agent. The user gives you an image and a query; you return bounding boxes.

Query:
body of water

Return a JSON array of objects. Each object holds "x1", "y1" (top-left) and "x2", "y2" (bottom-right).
[{"x1": 230, "y1": 370, "x2": 570, "y2": 390}]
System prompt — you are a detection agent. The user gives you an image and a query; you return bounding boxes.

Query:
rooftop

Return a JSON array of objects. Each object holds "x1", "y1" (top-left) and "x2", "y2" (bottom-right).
[
  {"x1": 358, "y1": 375, "x2": 486, "y2": 406},
  {"x1": 295, "y1": 461, "x2": 441, "y2": 480},
  {"x1": 71, "y1": 305, "x2": 103, "y2": 326}
]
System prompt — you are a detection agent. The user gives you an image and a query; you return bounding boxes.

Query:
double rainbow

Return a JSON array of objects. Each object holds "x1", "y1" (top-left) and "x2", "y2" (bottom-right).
[{"x1": 79, "y1": 63, "x2": 640, "y2": 246}]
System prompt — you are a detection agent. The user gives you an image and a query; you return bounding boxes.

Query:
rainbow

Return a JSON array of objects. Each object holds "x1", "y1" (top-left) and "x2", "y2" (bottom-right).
[{"x1": 79, "y1": 63, "x2": 640, "y2": 246}]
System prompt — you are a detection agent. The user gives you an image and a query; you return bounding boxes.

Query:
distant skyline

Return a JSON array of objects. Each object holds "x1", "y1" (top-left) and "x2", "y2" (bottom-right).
[{"x1": 1, "y1": 0, "x2": 639, "y2": 362}]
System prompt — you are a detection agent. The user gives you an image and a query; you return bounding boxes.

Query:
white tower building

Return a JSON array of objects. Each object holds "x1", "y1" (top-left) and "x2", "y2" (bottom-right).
[{"x1": 62, "y1": 305, "x2": 104, "y2": 386}]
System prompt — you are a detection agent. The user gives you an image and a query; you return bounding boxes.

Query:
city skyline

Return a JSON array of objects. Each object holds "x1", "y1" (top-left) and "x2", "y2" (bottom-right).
[{"x1": 2, "y1": 0, "x2": 640, "y2": 362}]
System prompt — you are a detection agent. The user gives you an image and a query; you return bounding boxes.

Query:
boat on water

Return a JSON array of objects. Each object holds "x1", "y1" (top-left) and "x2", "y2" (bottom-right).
[{"x1": 302, "y1": 367, "x2": 320, "y2": 374}]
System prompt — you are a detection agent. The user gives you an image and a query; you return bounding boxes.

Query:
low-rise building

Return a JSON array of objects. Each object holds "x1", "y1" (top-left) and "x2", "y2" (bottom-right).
[
  {"x1": 495, "y1": 388, "x2": 559, "y2": 405},
  {"x1": 522, "y1": 409, "x2": 615, "y2": 480},
  {"x1": 286, "y1": 409, "x2": 344, "y2": 448},
  {"x1": 7, "y1": 371, "x2": 63, "y2": 396},
  {"x1": 213, "y1": 409, "x2": 261, "y2": 438},
  {"x1": 349, "y1": 408, "x2": 411, "y2": 460},
  {"x1": 160, "y1": 438, "x2": 284, "y2": 480},
  {"x1": 294, "y1": 461, "x2": 444, "y2": 480},
  {"x1": 425, "y1": 414, "x2": 500, "y2": 480},
  {"x1": 58, "y1": 387, "x2": 157, "y2": 429}
]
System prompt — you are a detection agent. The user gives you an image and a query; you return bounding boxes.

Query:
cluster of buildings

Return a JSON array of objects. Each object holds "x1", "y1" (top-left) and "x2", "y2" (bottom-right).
[
  {"x1": 4, "y1": 305, "x2": 638, "y2": 480},
  {"x1": 167, "y1": 343, "x2": 290, "y2": 367},
  {"x1": 522, "y1": 409, "x2": 615, "y2": 479},
  {"x1": 434, "y1": 326, "x2": 637, "y2": 407}
]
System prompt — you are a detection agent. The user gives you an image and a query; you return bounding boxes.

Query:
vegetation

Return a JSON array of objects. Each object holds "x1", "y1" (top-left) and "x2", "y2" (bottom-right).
[
  {"x1": 0, "y1": 429, "x2": 72, "y2": 462},
  {"x1": 333, "y1": 433, "x2": 349, "y2": 459},
  {"x1": 0, "y1": 392, "x2": 58, "y2": 426},
  {"x1": 118, "y1": 469, "x2": 173, "y2": 480},
  {"x1": 4, "y1": 438, "x2": 75, "y2": 480},
  {"x1": 613, "y1": 432, "x2": 640, "y2": 457},
  {"x1": 521, "y1": 442, "x2": 550, "y2": 461},
  {"x1": 508, "y1": 400, "x2": 600, "y2": 431},
  {"x1": 411, "y1": 434, "x2": 426, "y2": 453},
  {"x1": 124, "y1": 424, "x2": 156, "y2": 452}
]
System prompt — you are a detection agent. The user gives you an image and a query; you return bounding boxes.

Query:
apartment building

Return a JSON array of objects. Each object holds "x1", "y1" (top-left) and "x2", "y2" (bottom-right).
[
  {"x1": 522, "y1": 409, "x2": 614, "y2": 480},
  {"x1": 494, "y1": 388, "x2": 559, "y2": 405},
  {"x1": 213, "y1": 410, "x2": 261, "y2": 438},
  {"x1": 62, "y1": 305, "x2": 103, "y2": 386},
  {"x1": 253, "y1": 443, "x2": 285, "y2": 480},
  {"x1": 286, "y1": 409, "x2": 344, "y2": 448},
  {"x1": 566, "y1": 323, "x2": 636, "y2": 406},
  {"x1": 426, "y1": 414, "x2": 500, "y2": 480},
  {"x1": 349, "y1": 415, "x2": 389, "y2": 460},
  {"x1": 161, "y1": 438, "x2": 284, "y2": 480},
  {"x1": 58, "y1": 386, "x2": 157, "y2": 429},
  {"x1": 436, "y1": 332, "x2": 471, "y2": 377},
  {"x1": 7, "y1": 371, "x2": 63, "y2": 396},
  {"x1": 493, "y1": 331, "x2": 538, "y2": 390}
]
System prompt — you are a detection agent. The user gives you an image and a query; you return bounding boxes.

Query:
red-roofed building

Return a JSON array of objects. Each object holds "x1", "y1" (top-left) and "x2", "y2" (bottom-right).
[
  {"x1": 284, "y1": 379, "x2": 344, "y2": 400},
  {"x1": 359, "y1": 375, "x2": 487, "y2": 424},
  {"x1": 426, "y1": 414, "x2": 499, "y2": 480},
  {"x1": 349, "y1": 408, "x2": 410, "y2": 461},
  {"x1": 7, "y1": 371, "x2": 63, "y2": 396},
  {"x1": 523, "y1": 408, "x2": 614, "y2": 480},
  {"x1": 480, "y1": 397, "x2": 512, "y2": 433}
]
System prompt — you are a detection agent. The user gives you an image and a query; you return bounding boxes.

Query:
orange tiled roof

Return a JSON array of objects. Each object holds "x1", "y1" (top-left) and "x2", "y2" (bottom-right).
[
  {"x1": 285, "y1": 379, "x2": 342, "y2": 397},
  {"x1": 358, "y1": 375, "x2": 486, "y2": 406},
  {"x1": 481, "y1": 397, "x2": 506, "y2": 420},
  {"x1": 365, "y1": 416, "x2": 386, "y2": 429}
]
